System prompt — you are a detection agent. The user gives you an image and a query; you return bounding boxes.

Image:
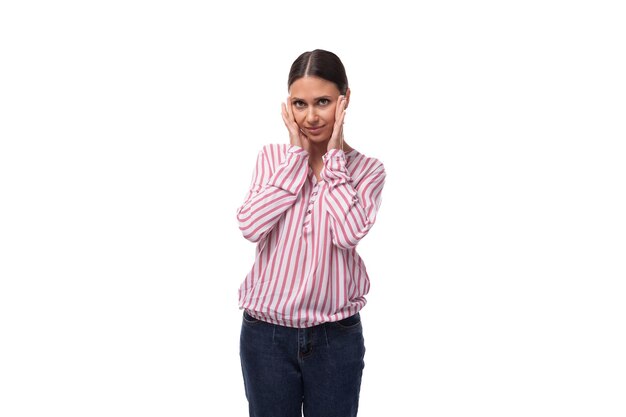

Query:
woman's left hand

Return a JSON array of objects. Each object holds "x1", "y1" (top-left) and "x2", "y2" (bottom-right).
[{"x1": 327, "y1": 95, "x2": 348, "y2": 152}]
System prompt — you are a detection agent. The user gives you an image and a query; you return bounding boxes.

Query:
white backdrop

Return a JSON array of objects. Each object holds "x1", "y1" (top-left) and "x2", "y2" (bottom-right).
[{"x1": 1, "y1": 1, "x2": 625, "y2": 416}]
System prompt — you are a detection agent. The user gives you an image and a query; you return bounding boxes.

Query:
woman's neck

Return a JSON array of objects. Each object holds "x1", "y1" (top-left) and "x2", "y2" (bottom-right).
[{"x1": 307, "y1": 140, "x2": 354, "y2": 161}]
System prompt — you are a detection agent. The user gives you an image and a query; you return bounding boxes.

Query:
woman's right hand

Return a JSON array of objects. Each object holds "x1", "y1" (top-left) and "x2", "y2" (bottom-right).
[{"x1": 281, "y1": 96, "x2": 310, "y2": 152}]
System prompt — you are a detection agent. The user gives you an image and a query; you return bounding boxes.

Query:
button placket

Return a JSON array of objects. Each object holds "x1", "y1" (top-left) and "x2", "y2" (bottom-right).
[
  {"x1": 307, "y1": 192, "x2": 318, "y2": 214},
  {"x1": 303, "y1": 181, "x2": 320, "y2": 232}
]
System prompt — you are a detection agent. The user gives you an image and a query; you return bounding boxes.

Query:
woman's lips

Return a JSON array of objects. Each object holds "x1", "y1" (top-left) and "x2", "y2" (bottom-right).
[{"x1": 307, "y1": 126, "x2": 324, "y2": 134}]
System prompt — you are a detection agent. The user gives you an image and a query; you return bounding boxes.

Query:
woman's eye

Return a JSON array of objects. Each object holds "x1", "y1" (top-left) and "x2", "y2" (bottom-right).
[
  {"x1": 293, "y1": 101, "x2": 306, "y2": 108},
  {"x1": 319, "y1": 99, "x2": 330, "y2": 105}
]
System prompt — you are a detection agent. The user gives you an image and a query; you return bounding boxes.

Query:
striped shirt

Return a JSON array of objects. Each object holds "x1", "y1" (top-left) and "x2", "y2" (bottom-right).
[{"x1": 236, "y1": 143, "x2": 386, "y2": 328}]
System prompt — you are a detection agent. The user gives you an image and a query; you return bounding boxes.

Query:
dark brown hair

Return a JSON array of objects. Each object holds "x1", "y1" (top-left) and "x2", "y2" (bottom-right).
[{"x1": 287, "y1": 49, "x2": 349, "y2": 95}]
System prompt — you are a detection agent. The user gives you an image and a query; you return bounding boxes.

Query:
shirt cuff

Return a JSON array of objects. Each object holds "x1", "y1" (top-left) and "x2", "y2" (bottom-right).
[
  {"x1": 288, "y1": 144, "x2": 309, "y2": 156},
  {"x1": 322, "y1": 148, "x2": 345, "y2": 160},
  {"x1": 264, "y1": 145, "x2": 310, "y2": 194},
  {"x1": 320, "y1": 148, "x2": 351, "y2": 188}
]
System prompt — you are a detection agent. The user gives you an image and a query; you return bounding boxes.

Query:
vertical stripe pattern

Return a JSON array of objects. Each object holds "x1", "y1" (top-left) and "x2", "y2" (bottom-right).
[{"x1": 236, "y1": 144, "x2": 386, "y2": 328}]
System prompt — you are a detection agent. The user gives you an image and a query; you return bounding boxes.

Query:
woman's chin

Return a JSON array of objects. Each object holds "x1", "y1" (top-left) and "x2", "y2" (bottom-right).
[{"x1": 307, "y1": 135, "x2": 331, "y2": 143}]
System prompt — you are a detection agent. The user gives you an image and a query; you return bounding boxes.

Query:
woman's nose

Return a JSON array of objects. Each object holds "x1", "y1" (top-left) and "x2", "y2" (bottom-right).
[{"x1": 306, "y1": 108, "x2": 319, "y2": 124}]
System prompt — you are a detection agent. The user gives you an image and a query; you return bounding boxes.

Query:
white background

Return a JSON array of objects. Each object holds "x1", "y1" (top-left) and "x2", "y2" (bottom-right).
[{"x1": 1, "y1": 1, "x2": 625, "y2": 416}]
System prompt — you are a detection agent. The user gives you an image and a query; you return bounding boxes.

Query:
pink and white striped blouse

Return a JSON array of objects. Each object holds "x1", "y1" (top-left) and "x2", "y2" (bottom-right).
[{"x1": 236, "y1": 143, "x2": 386, "y2": 328}]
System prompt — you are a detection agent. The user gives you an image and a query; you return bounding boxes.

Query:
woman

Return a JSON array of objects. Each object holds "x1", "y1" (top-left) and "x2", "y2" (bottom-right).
[{"x1": 236, "y1": 49, "x2": 386, "y2": 417}]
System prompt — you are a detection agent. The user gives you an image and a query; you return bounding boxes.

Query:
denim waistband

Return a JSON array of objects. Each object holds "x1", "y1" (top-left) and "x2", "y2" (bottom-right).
[{"x1": 243, "y1": 310, "x2": 360, "y2": 328}]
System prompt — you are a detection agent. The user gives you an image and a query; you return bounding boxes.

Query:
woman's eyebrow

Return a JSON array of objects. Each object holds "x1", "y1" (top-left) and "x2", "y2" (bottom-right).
[{"x1": 291, "y1": 96, "x2": 332, "y2": 101}]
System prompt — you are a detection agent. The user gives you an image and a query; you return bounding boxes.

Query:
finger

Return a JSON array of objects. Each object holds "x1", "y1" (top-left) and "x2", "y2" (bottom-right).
[
  {"x1": 334, "y1": 104, "x2": 346, "y2": 130},
  {"x1": 281, "y1": 106, "x2": 290, "y2": 127},
  {"x1": 329, "y1": 121, "x2": 340, "y2": 143},
  {"x1": 335, "y1": 95, "x2": 346, "y2": 120},
  {"x1": 286, "y1": 95, "x2": 295, "y2": 122},
  {"x1": 331, "y1": 108, "x2": 346, "y2": 143},
  {"x1": 281, "y1": 103, "x2": 292, "y2": 127},
  {"x1": 288, "y1": 97, "x2": 304, "y2": 135},
  {"x1": 334, "y1": 95, "x2": 342, "y2": 120},
  {"x1": 282, "y1": 101, "x2": 299, "y2": 130},
  {"x1": 339, "y1": 107, "x2": 347, "y2": 126}
]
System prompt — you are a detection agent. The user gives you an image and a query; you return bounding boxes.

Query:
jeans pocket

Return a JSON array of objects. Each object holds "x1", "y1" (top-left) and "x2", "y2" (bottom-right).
[{"x1": 333, "y1": 312, "x2": 361, "y2": 329}]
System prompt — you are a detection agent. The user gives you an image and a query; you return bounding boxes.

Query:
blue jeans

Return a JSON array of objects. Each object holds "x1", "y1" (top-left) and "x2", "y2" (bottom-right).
[{"x1": 239, "y1": 310, "x2": 366, "y2": 417}]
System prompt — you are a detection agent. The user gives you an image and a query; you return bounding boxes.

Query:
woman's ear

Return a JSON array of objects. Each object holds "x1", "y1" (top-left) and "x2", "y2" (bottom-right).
[{"x1": 344, "y1": 88, "x2": 351, "y2": 109}]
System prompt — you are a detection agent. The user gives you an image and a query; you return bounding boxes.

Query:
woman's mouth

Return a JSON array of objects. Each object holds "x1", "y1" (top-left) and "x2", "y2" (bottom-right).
[{"x1": 307, "y1": 126, "x2": 324, "y2": 134}]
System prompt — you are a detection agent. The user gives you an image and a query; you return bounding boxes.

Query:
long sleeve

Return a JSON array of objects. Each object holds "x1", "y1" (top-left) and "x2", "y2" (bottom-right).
[
  {"x1": 236, "y1": 144, "x2": 310, "y2": 242},
  {"x1": 320, "y1": 148, "x2": 386, "y2": 250}
]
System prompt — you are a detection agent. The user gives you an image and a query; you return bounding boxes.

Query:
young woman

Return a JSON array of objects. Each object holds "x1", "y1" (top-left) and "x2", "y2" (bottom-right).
[{"x1": 236, "y1": 49, "x2": 387, "y2": 417}]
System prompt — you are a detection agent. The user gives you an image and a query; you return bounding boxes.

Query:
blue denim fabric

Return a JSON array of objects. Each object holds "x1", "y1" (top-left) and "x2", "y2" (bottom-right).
[{"x1": 239, "y1": 310, "x2": 366, "y2": 417}]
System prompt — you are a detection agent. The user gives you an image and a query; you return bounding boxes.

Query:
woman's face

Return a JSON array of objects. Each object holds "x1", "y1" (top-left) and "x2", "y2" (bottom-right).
[{"x1": 288, "y1": 76, "x2": 349, "y2": 143}]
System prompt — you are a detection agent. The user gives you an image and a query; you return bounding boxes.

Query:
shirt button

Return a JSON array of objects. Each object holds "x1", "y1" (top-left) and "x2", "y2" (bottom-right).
[{"x1": 307, "y1": 209, "x2": 311, "y2": 213}]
